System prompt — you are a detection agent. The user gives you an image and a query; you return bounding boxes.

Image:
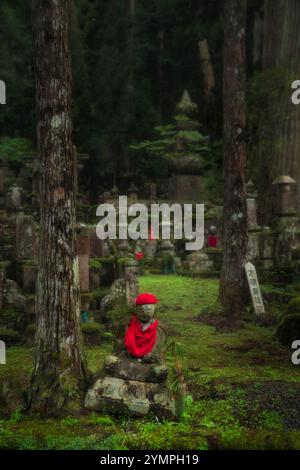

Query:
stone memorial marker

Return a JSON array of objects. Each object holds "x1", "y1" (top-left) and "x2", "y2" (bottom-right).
[
  {"x1": 76, "y1": 230, "x2": 90, "y2": 292},
  {"x1": 124, "y1": 259, "x2": 139, "y2": 307},
  {"x1": 16, "y1": 214, "x2": 38, "y2": 260},
  {"x1": 245, "y1": 261, "x2": 265, "y2": 315}
]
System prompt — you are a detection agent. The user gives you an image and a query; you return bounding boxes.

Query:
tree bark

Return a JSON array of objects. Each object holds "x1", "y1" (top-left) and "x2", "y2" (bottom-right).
[
  {"x1": 198, "y1": 39, "x2": 215, "y2": 98},
  {"x1": 219, "y1": 0, "x2": 248, "y2": 317},
  {"x1": 262, "y1": 0, "x2": 300, "y2": 208},
  {"x1": 30, "y1": 0, "x2": 86, "y2": 413}
]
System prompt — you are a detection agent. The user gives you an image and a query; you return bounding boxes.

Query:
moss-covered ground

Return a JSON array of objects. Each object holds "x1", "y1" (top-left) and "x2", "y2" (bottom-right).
[{"x1": 1, "y1": 274, "x2": 300, "y2": 450}]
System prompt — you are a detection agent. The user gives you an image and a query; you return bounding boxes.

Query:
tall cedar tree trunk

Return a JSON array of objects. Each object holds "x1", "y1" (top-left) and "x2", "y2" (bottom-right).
[
  {"x1": 219, "y1": 0, "x2": 248, "y2": 317},
  {"x1": 30, "y1": 0, "x2": 86, "y2": 413},
  {"x1": 262, "y1": 0, "x2": 300, "y2": 210}
]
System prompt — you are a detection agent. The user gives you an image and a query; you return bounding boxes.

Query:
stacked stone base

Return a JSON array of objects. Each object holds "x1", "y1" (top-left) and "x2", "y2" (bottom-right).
[{"x1": 85, "y1": 354, "x2": 176, "y2": 419}]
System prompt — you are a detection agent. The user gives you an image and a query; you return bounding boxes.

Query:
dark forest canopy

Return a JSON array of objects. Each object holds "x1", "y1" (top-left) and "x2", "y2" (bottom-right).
[{"x1": 0, "y1": 0, "x2": 293, "y2": 203}]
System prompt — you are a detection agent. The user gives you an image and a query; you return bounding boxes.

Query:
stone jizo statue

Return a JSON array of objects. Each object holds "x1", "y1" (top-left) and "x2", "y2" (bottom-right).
[
  {"x1": 124, "y1": 293, "x2": 165, "y2": 363},
  {"x1": 85, "y1": 291, "x2": 175, "y2": 418}
]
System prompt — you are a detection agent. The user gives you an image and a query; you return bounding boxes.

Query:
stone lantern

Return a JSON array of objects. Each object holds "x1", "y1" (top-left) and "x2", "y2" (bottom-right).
[
  {"x1": 168, "y1": 90, "x2": 205, "y2": 201},
  {"x1": 272, "y1": 175, "x2": 297, "y2": 216}
]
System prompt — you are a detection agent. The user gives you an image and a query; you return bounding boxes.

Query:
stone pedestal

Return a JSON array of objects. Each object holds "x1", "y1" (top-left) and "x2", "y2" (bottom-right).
[
  {"x1": 85, "y1": 349, "x2": 176, "y2": 419},
  {"x1": 85, "y1": 374, "x2": 175, "y2": 418}
]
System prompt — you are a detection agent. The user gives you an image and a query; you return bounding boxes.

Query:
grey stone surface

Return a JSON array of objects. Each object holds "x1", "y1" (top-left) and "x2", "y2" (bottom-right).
[
  {"x1": 15, "y1": 214, "x2": 38, "y2": 260},
  {"x1": 185, "y1": 251, "x2": 214, "y2": 273},
  {"x1": 104, "y1": 354, "x2": 168, "y2": 383},
  {"x1": 5, "y1": 279, "x2": 26, "y2": 311},
  {"x1": 85, "y1": 375, "x2": 176, "y2": 418}
]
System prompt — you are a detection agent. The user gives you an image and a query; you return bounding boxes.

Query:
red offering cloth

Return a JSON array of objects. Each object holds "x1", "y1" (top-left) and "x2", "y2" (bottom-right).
[
  {"x1": 135, "y1": 251, "x2": 144, "y2": 261},
  {"x1": 124, "y1": 315, "x2": 158, "y2": 358},
  {"x1": 208, "y1": 235, "x2": 218, "y2": 248}
]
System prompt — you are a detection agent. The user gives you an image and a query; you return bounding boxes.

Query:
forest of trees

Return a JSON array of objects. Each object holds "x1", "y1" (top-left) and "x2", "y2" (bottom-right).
[
  {"x1": 1, "y1": 0, "x2": 282, "y2": 199},
  {"x1": 2, "y1": 0, "x2": 300, "y2": 453}
]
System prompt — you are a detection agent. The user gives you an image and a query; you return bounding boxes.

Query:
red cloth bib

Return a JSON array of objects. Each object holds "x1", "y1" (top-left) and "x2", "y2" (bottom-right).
[
  {"x1": 124, "y1": 315, "x2": 158, "y2": 358},
  {"x1": 208, "y1": 235, "x2": 218, "y2": 248}
]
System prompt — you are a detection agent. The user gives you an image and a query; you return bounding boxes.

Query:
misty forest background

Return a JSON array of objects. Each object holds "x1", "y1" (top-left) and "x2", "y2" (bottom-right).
[{"x1": 1, "y1": 0, "x2": 299, "y2": 216}]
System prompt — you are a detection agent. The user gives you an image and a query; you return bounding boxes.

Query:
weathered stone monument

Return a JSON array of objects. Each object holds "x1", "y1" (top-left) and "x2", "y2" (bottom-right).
[
  {"x1": 124, "y1": 259, "x2": 139, "y2": 307},
  {"x1": 245, "y1": 261, "x2": 265, "y2": 315},
  {"x1": 168, "y1": 90, "x2": 205, "y2": 202},
  {"x1": 76, "y1": 227, "x2": 90, "y2": 292},
  {"x1": 246, "y1": 181, "x2": 260, "y2": 261},
  {"x1": 15, "y1": 214, "x2": 38, "y2": 260},
  {"x1": 6, "y1": 184, "x2": 22, "y2": 211},
  {"x1": 272, "y1": 176, "x2": 299, "y2": 265},
  {"x1": 272, "y1": 175, "x2": 297, "y2": 216},
  {"x1": 85, "y1": 292, "x2": 176, "y2": 418}
]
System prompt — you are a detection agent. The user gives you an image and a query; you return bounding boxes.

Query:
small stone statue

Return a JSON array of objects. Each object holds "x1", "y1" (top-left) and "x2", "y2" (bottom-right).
[
  {"x1": 85, "y1": 292, "x2": 175, "y2": 418},
  {"x1": 124, "y1": 292, "x2": 165, "y2": 363}
]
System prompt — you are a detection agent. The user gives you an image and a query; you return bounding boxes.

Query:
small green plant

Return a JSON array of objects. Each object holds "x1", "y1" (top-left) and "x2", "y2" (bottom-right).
[
  {"x1": 9, "y1": 407, "x2": 25, "y2": 424},
  {"x1": 168, "y1": 340, "x2": 193, "y2": 422},
  {"x1": 88, "y1": 414, "x2": 114, "y2": 426},
  {"x1": 61, "y1": 416, "x2": 80, "y2": 427}
]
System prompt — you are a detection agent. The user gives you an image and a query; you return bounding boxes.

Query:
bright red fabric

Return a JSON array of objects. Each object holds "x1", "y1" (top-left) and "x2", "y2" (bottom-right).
[
  {"x1": 135, "y1": 292, "x2": 158, "y2": 305},
  {"x1": 135, "y1": 251, "x2": 144, "y2": 261},
  {"x1": 208, "y1": 235, "x2": 218, "y2": 248},
  {"x1": 124, "y1": 315, "x2": 158, "y2": 358}
]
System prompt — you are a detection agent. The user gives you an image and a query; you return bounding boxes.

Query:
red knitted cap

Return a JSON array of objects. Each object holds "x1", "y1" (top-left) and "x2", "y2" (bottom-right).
[{"x1": 135, "y1": 292, "x2": 158, "y2": 305}]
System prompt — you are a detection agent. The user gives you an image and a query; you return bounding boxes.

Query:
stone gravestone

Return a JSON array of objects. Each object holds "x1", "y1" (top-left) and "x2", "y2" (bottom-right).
[
  {"x1": 124, "y1": 260, "x2": 139, "y2": 307},
  {"x1": 272, "y1": 175, "x2": 297, "y2": 216},
  {"x1": 15, "y1": 215, "x2": 38, "y2": 260},
  {"x1": 6, "y1": 184, "x2": 22, "y2": 210},
  {"x1": 88, "y1": 226, "x2": 104, "y2": 258},
  {"x1": 76, "y1": 229, "x2": 90, "y2": 292},
  {"x1": 245, "y1": 261, "x2": 265, "y2": 315}
]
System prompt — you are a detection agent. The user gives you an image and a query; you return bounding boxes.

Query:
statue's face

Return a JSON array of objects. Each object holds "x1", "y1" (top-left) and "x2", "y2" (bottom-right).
[{"x1": 136, "y1": 304, "x2": 156, "y2": 323}]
